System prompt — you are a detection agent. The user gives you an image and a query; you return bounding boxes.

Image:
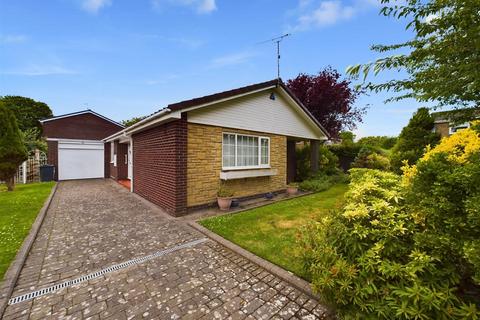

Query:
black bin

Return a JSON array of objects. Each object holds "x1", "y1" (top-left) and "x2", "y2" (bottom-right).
[{"x1": 40, "y1": 165, "x2": 55, "y2": 182}]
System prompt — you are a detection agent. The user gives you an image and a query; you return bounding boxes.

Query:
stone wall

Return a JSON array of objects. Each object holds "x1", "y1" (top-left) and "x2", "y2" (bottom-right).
[{"x1": 187, "y1": 123, "x2": 286, "y2": 208}]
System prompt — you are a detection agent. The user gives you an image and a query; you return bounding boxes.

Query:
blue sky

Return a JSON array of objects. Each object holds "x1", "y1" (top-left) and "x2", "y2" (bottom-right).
[{"x1": 0, "y1": 0, "x2": 422, "y2": 137}]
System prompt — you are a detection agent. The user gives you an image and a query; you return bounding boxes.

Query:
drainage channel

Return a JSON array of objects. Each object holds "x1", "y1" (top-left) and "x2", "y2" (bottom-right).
[{"x1": 9, "y1": 238, "x2": 208, "y2": 305}]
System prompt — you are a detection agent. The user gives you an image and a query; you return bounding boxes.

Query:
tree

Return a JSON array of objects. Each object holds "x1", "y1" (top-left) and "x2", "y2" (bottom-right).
[
  {"x1": 121, "y1": 116, "x2": 146, "y2": 127},
  {"x1": 0, "y1": 102, "x2": 28, "y2": 191},
  {"x1": 287, "y1": 68, "x2": 365, "y2": 137},
  {"x1": 390, "y1": 107, "x2": 440, "y2": 172},
  {"x1": 347, "y1": 0, "x2": 480, "y2": 113},
  {"x1": 0, "y1": 96, "x2": 53, "y2": 138}
]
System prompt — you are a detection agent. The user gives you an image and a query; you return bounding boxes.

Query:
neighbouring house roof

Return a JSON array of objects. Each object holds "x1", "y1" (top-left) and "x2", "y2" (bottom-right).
[
  {"x1": 431, "y1": 108, "x2": 479, "y2": 123},
  {"x1": 105, "y1": 79, "x2": 330, "y2": 141},
  {"x1": 40, "y1": 109, "x2": 125, "y2": 128}
]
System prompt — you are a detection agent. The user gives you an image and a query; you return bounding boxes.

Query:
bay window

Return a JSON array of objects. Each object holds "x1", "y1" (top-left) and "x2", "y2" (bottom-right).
[{"x1": 222, "y1": 133, "x2": 270, "y2": 170}]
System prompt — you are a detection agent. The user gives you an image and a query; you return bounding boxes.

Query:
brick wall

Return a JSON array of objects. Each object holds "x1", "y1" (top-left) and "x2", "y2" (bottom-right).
[
  {"x1": 47, "y1": 140, "x2": 58, "y2": 181},
  {"x1": 187, "y1": 123, "x2": 287, "y2": 208},
  {"x1": 43, "y1": 113, "x2": 123, "y2": 140},
  {"x1": 434, "y1": 122, "x2": 450, "y2": 138},
  {"x1": 104, "y1": 142, "x2": 111, "y2": 178},
  {"x1": 132, "y1": 115, "x2": 187, "y2": 215}
]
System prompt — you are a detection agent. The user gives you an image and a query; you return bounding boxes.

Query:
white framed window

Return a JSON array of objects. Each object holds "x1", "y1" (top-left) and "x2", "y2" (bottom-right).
[
  {"x1": 222, "y1": 133, "x2": 270, "y2": 170},
  {"x1": 110, "y1": 143, "x2": 115, "y2": 163},
  {"x1": 449, "y1": 122, "x2": 470, "y2": 135}
]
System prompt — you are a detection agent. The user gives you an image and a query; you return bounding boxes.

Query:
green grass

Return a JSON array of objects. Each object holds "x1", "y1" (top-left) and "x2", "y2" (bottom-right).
[
  {"x1": 200, "y1": 183, "x2": 349, "y2": 280},
  {"x1": 0, "y1": 182, "x2": 55, "y2": 279}
]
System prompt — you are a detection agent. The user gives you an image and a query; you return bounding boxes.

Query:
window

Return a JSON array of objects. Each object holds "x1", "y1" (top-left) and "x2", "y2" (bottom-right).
[
  {"x1": 222, "y1": 133, "x2": 270, "y2": 169},
  {"x1": 449, "y1": 122, "x2": 470, "y2": 135}
]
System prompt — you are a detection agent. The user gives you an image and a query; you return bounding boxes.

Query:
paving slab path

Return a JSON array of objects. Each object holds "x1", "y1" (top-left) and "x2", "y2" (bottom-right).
[{"x1": 2, "y1": 179, "x2": 329, "y2": 320}]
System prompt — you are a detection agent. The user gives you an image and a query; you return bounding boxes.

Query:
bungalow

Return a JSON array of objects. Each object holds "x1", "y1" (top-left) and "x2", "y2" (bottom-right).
[
  {"x1": 105, "y1": 79, "x2": 330, "y2": 216},
  {"x1": 432, "y1": 109, "x2": 479, "y2": 138}
]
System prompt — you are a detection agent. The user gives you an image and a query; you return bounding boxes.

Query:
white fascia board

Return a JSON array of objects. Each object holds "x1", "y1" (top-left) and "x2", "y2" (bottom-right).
[
  {"x1": 276, "y1": 87, "x2": 328, "y2": 140},
  {"x1": 40, "y1": 110, "x2": 124, "y2": 127},
  {"x1": 125, "y1": 111, "x2": 182, "y2": 135},
  {"x1": 46, "y1": 138, "x2": 104, "y2": 143}
]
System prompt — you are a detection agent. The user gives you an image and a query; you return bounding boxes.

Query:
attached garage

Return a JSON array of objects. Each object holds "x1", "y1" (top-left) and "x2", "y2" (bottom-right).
[
  {"x1": 58, "y1": 140, "x2": 105, "y2": 180},
  {"x1": 41, "y1": 110, "x2": 124, "y2": 181}
]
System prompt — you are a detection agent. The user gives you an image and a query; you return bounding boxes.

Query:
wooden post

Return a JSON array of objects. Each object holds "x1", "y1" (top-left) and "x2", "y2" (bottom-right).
[{"x1": 310, "y1": 140, "x2": 319, "y2": 175}]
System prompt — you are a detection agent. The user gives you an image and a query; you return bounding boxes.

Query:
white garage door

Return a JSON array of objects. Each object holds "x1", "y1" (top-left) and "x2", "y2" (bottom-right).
[{"x1": 58, "y1": 140, "x2": 104, "y2": 180}]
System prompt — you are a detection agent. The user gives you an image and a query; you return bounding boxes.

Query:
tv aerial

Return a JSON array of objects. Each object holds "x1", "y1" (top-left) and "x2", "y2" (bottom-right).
[{"x1": 257, "y1": 33, "x2": 291, "y2": 79}]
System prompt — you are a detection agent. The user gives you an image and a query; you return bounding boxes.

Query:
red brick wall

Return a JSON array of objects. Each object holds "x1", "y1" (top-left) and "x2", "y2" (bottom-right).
[
  {"x1": 132, "y1": 115, "x2": 187, "y2": 216},
  {"x1": 43, "y1": 113, "x2": 123, "y2": 140},
  {"x1": 47, "y1": 140, "x2": 58, "y2": 181},
  {"x1": 104, "y1": 142, "x2": 111, "y2": 178}
]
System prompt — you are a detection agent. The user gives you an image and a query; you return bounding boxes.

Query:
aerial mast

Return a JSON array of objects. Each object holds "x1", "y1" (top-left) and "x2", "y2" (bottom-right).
[{"x1": 258, "y1": 33, "x2": 291, "y2": 79}]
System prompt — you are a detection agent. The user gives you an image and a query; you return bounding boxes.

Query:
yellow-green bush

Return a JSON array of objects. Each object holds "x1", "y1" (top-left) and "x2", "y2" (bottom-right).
[{"x1": 301, "y1": 126, "x2": 480, "y2": 319}]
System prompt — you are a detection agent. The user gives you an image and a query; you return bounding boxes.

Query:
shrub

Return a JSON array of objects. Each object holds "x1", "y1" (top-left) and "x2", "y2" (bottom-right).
[
  {"x1": 390, "y1": 107, "x2": 440, "y2": 172},
  {"x1": 301, "y1": 126, "x2": 480, "y2": 319},
  {"x1": 328, "y1": 143, "x2": 362, "y2": 172},
  {"x1": 299, "y1": 172, "x2": 349, "y2": 192},
  {"x1": 296, "y1": 144, "x2": 341, "y2": 181},
  {"x1": 351, "y1": 146, "x2": 391, "y2": 170}
]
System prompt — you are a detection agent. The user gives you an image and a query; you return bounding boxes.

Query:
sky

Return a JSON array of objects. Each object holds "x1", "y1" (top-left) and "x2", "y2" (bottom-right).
[{"x1": 0, "y1": 0, "x2": 423, "y2": 138}]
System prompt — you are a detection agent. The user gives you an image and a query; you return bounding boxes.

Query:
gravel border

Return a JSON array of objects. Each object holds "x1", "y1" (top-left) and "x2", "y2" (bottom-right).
[
  {"x1": 0, "y1": 182, "x2": 58, "y2": 318},
  {"x1": 188, "y1": 221, "x2": 324, "y2": 302}
]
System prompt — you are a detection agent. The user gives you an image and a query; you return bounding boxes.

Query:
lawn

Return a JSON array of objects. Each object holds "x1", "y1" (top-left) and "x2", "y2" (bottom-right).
[
  {"x1": 0, "y1": 182, "x2": 55, "y2": 279},
  {"x1": 200, "y1": 183, "x2": 349, "y2": 280}
]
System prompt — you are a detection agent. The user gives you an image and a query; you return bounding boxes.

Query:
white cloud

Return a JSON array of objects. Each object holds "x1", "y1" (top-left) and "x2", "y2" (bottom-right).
[
  {"x1": 291, "y1": 0, "x2": 377, "y2": 31},
  {"x1": 210, "y1": 51, "x2": 256, "y2": 68},
  {"x1": 0, "y1": 34, "x2": 28, "y2": 44},
  {"x1": 82, "y1": 0, "x2": 112, "y2": 14},
  {"x1": 3, "y1": 65, "x2": 77, "y2": 76},
  {"x1": 152, "y1": 0, "x2": 216, "y2": 14}
]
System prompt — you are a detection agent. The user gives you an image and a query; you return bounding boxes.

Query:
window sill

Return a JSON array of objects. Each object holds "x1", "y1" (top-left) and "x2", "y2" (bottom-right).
[{"x1": 220, "y1": 168, "x2": 278, "y2": 180}]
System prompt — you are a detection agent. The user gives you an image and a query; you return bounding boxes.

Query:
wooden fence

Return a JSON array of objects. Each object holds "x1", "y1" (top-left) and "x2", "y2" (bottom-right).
[{"x1": 14, "y1": 150, "x2": 48, "y2": 184}]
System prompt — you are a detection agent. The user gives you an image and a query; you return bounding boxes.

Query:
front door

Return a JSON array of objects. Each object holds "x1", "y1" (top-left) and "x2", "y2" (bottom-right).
[{"x1": 127, "y1": 143, "x2": 132, "y2": 180}]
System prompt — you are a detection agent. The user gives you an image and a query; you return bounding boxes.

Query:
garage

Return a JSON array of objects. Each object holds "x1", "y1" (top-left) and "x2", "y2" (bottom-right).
[
  {"x1": 58, "y1": 140, "x2": 105, "y2": 180},
  {"x1": 41, "y1": 109, "x2": 124, "y2": 181}
]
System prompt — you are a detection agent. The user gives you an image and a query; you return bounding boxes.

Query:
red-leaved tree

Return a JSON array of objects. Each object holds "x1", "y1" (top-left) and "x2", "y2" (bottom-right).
[{"x1": 287, "y1": 67, "x2": 365, "y2": 137}]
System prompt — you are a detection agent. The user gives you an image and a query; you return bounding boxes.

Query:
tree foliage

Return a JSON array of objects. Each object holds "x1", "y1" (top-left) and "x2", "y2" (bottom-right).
[
  {"x1": 357, "y1": 135, "x2": 397, "y2": 149},
  {"x1": 351, "y1": 145, "x2": 391, "y2": 170},
  {"x1": 390, "y1": 107, "x2": 440, "y2": 172},
  {"x1": 347, "y1": 0, "x2": 480, "y2": 112},
  {"x1": 121, "y1": 116, "x2": 146, "y2": 127},
  {"x1": 287, "y1": 68, "x2": 365, "y2": 137},
  {"x1": 0, "y1": 102, "x2": 28, "y2": 191},
  {"x1": 0, "y1": 96, "x2": 53, "y2": 138}
]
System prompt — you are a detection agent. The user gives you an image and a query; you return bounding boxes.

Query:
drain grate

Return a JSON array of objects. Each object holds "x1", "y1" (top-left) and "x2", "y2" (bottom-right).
[{"x1": 8, "y1": 238, "x2": 208, "y2": 305}]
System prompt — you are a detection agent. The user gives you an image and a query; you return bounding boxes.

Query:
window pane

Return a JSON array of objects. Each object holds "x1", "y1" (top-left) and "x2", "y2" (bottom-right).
[
  {"x1": 223, "y1": 134, "x2": 236, "y2": 167},
  {"x1": 237, "y1": 135, "x2": 258, "y2": 167},
  {"x1": 261, "y1": 138, "x2": 269, "y2": 165}
]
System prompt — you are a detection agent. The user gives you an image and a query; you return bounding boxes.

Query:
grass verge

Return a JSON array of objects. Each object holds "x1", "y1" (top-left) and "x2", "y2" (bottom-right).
[
  {"x1": 0, "y1": 182, "x2": 55, "y2": 279},
  {"x1": 200, "y1": 183, "x2": 348, "y2": 280}
]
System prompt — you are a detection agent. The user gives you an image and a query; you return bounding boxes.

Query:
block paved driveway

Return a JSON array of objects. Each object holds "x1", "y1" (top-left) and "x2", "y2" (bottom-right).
[{"x1": 3, "y1": 180, "x2": 329, "y2": 320}]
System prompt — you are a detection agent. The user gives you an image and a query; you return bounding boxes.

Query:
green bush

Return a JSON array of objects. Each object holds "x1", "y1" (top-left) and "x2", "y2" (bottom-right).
[
  {"x1": 328, "y1": 143, "x2": 362, "y2": 171},
  {"x1": 296, "y1": 144, "x2": 341, "y2": 181},
  {"x1": 351, "y1": 146, "x2": 391, "y2": 170},
  {"x1": 299, "y1": 172, "x2": 349, "y2": 192},
  {"x1": 301, "y1": 126, "x2": 480, "y2": 319}
]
